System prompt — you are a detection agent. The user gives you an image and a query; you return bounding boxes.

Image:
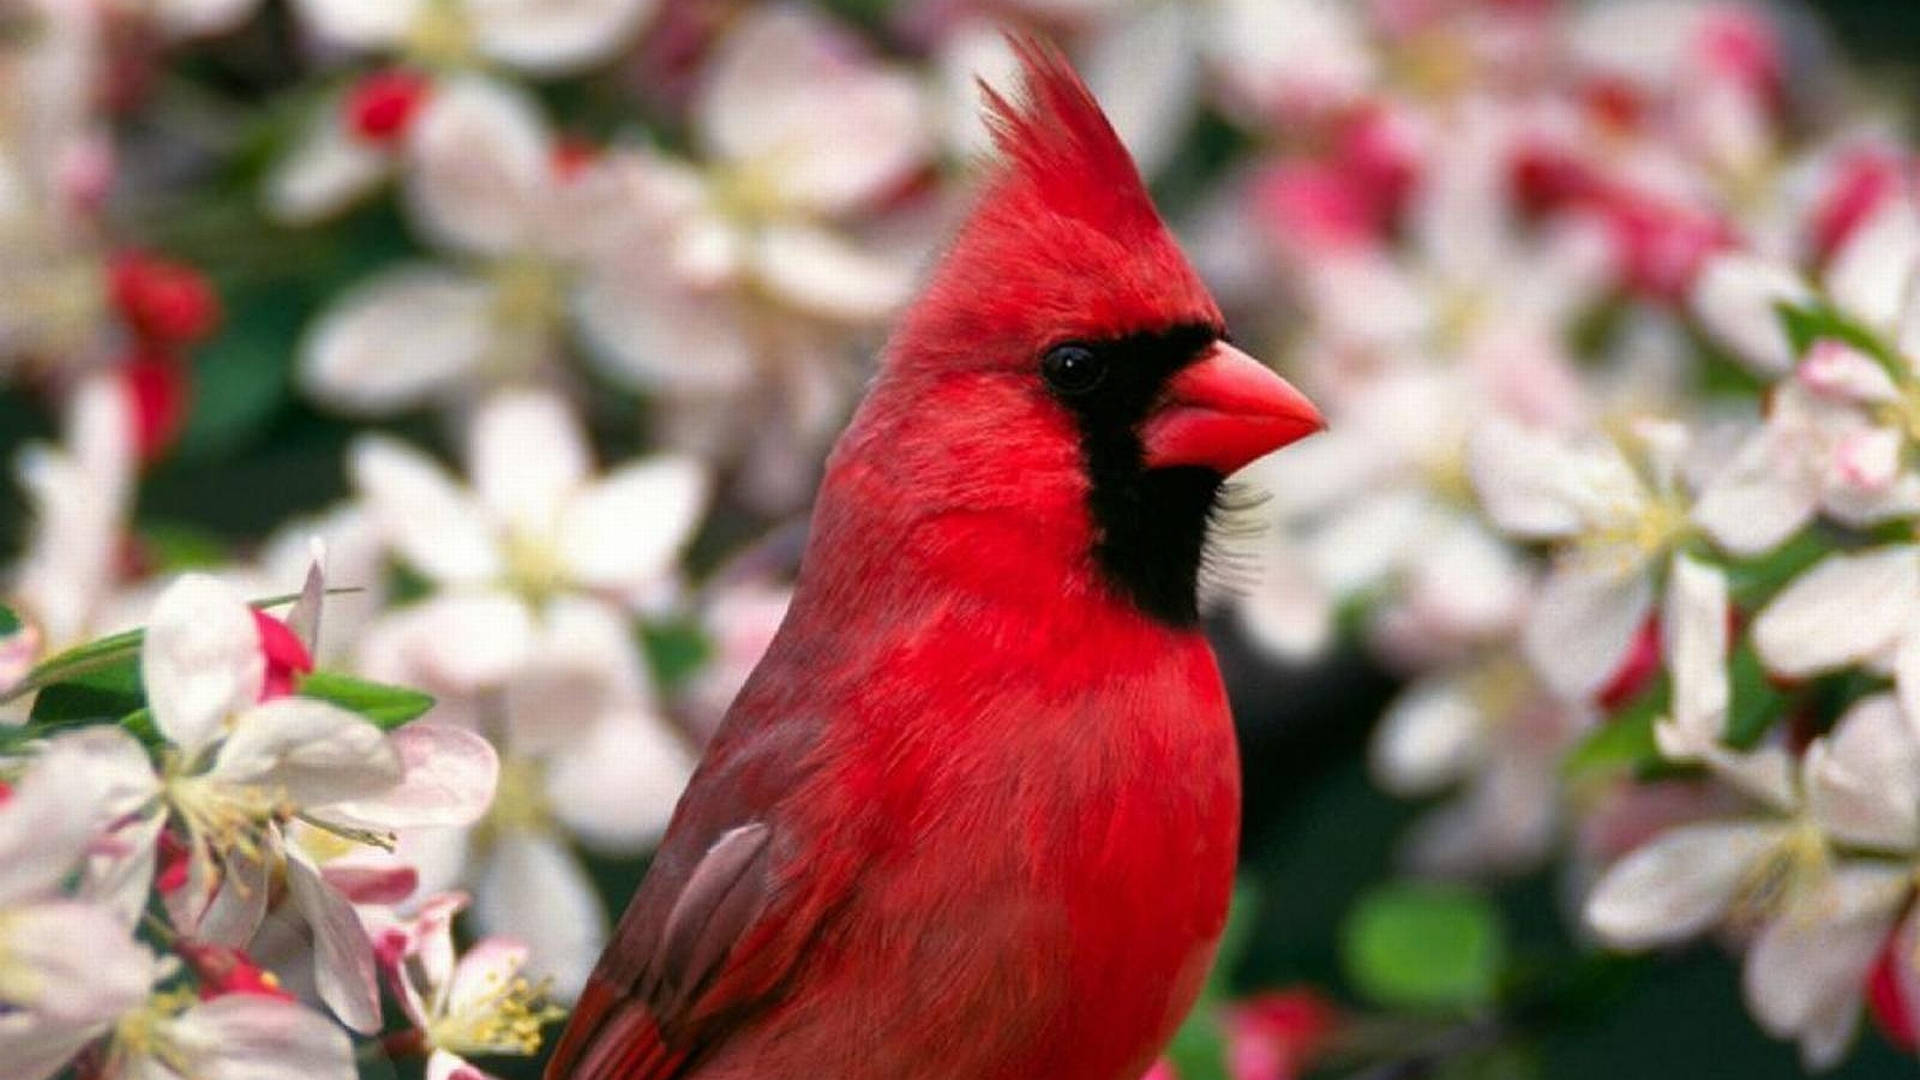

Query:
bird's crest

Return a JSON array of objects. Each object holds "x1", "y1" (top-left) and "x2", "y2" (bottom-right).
[{"x1": 974, "y1": 36, "x2": 1166, "y2": 244}]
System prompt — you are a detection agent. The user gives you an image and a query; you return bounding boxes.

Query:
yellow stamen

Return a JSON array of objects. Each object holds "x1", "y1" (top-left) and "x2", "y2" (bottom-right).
[{"x1": 428, "y1": 972, "x2": 566, "y2": 1058}]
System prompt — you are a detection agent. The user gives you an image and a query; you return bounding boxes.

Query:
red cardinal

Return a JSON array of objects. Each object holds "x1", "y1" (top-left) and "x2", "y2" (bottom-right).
[{"x1": 546, "y1": 40, "x2": 1322, "y2": 1080}]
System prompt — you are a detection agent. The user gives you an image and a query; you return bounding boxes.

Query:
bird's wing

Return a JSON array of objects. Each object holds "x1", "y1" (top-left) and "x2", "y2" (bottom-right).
[{"x1": 543, "y1": 715, "x2": 847, "y2": 1080}]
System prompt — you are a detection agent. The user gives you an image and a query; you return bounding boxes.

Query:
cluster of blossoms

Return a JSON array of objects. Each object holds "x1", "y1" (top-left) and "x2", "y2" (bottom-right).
[
  {"x1": 13, "y1": 0, "x2": 1920, "y2": 1076},
  {"x1": 1199, "y1": 0, "x2": 1920, "y2": 1070}
]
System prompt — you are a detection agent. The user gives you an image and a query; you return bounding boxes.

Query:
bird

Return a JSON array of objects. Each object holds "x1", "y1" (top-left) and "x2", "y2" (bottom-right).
[{"x1": 544, "y1": 38, "x2": 1323, "y2": 1080}]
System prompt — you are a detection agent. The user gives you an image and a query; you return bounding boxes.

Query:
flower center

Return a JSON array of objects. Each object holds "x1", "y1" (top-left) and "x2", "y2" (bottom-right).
[
  {"x1": 427, "y1": 971, "x2": 565, "y2": 1058},
  {"x1": 108, "y1": 989, "x2": 196, "y2": 1077},
  {"x1": 0, "y1": 911, "x2": 39, "y2": 1008},
  {"x1": 163, "y1": 760, "x2": 288, "y2": 879},
  {"x1": 478, "y1": 755, "x2": 553, "y2": 842},
  {"x1": 503, "y1": 529, "x2": 569, "y2": 605},
  {"x1": 1730, "y1": 821, "x2": 1831, "y2": 930},
  {"x1": 405, "y1": 0, "x2": 475, "y2": 70}
]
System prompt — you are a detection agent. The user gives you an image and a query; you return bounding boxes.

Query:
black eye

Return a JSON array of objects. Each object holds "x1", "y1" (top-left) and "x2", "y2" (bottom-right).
[{"x1": 1042, "y1": 343, "x2": 1107, "y2": 395}]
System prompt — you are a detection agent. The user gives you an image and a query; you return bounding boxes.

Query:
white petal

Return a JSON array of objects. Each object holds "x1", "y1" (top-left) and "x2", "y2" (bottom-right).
[
  {"x1": 1753, "y1": 546, "x2": 1920, "y2": 678},
  {"x1": 1744, "y1": 863, "x2": 1909, "y2": 1046},
  {"x1": 153, "y1": 0, "x2": 260, "y2": 38},
  {"x1": 1806, "y1": 695, "x2": 1920, "y2": 853},
  {"x1": 1079, "y1": 2, "x2": 1200, "y2": 180},
  {"x1": 1691, "y1": 424, "x2": 1818, "y2": 557},
  {"x1": 502, "y1": 598, "x2": 644, "y2": 754},
  {"x1": 284, "y1": 850, "x2": 382, "y2": 1034},
  {"x1": 265, "y1": 113, "x2": 391, "y2": 225},
  {"x1": 571, "y1": 264, "x2": 757, "y2": 395},
  {"x1": 1826, "y1": 197, "x2": 1920, "y2": 335},
  {"x1": 0, "y1": 737, "x2": 119, "y2": 905},
  {"x1": 468, "y1": 0, "x2": 655, "y2": 75},
  {"x1": 1664, "y1": 555, "x2": 1730, "y2": 747},
  {"x1": 751, "y1": 225, "x2": 912, "y2": 323},
  {"x1": 171, "y1": 994, "x2": 357, "y2": 1080},
  {"x1": 426, "y1": 1049, "x2": 492, "y2": 1080},
  {"x1": 547, "y1": 711, "x2": 694, "y2": 852},
  {"x1": 1689, "y1": 253, "x2": 1811, "y2": 376},
  {"x1": 1524, "y1": 563, "x2": 1654, "y2": 702},
  {"x1": 1468, "y1": 419, "x2": 1606, "y2": 539},
  {"x1": 1584, "y1": 821, "x2": 1786, "y2": 948},
  {"x1": 321, "y1": 724, "x2": 498, "y2": 830},
  {"x1": 168, "y1": 846, "x2": 268, "y2": 946},
  {"x1": 695, "y1": 6, "x2": 930, "y2": 216},
  {"x1": 142, "y1": 575, "x2": 265, "y2": 754},
  {"x1": 357, "y1": 593, "x2": 536, "y2": 696},
  {"x1": 0, "y1": 1011, "x2": 113, "y2": 1080},
  {"x1": 213, "y1": 698, "x2": 401, "y2": 807},
  {"x1": 0, "y1": 901, "x2": 152, "y2": 1021},
  {"x1": 287, "y1": 0, "x2": 420, "y2": 49},
  {"x1": 469, "y1": 390, "x2": 590, "y2": 534},
  {"x1": 1798, "y1": 339, "x2": 1901, "y2": 404},
  {"x1": 1370, "y1": 677, "x2": 1484, "y2": 797},
  {"x1": 404, "y1": 76, "x2": 549, "y2": 257},
  {"x1": 1235, "y1": 539, "x2": 1335, "y2": 661},
  {"x1": 350, "y1": 437, "x2": 502, "y2": 586},
  {"x1": 471, "y1": 832, "x2": 605, "y2": 1001},
  {"x1": 300, "y1": 267, "x2": 496, "y2": 414},
  {"x1": 557, "y1": 457, "x2": 708, "y2": 592}
]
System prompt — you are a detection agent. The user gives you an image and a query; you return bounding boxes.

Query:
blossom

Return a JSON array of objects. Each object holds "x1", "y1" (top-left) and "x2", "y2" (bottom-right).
[
  {"x1": 1470, "y1": 416, "x2": 1705, "y2": 701},
  {"x1": 374, "y1": 892, "x2": 565, "y2": 1080},
  {"x1": 69, "y1": 574, "x2": 497, "y2": 1033},
  {"x1": 98, "y1": 991, "x2": 355, "y2": 1080},
  {"x1": 0, "y1": 739, "x2": 156, "y2": 1080}
]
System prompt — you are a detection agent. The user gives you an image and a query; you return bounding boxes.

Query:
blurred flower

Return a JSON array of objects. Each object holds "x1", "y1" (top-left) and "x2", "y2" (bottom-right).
[
  {"x1": 289, "y1": 0, "x2": 657, "y2": 74},
  {"x1": 0, "y1": 740, "x2": 156, "y2": 1080}
]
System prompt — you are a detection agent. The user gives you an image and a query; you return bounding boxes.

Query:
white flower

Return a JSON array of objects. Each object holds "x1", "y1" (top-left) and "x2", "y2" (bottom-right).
[
  {"x1": 299, "y1": 77, "x2": 635, "y2": 413},
  {"x1": 0, "y1": 741, "x2": 156, "y2": 1080},
  {"x1": 1372, "y1": 655, "x2": 1593, "y2": 876},
  {"x1": 95, "y1": 575, "x2": 497, "y2": 1033},
  {"x1": 375, "y1": 892, "x2": 565, "y2": 1079},
  {"x1": 1204, "y1": 0, "x2": 1376, "y2": 124},
  {"x1": 1470, "y1": 417, "x2": 1702, "y2": 701}
]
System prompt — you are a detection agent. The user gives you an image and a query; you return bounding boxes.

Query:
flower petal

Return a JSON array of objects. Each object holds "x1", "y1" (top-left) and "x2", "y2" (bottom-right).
[
  {"x1": 1754, "y1": 546, "x2": 1920, "y2": 678},
  {"x1": 321, "y1": 724, "x2": 498, "y2": 830},
  {"x1": 471, "y1": 831, "x2": 605, "y2": 1001},
  {"x1": 287, "y1": 0, "x2": 421, "y2": 49},
  {"x1": 1826, "y1": 197, "x2": 1920, "y2": 335},
  {"x1": 1524, "y1": 562, "x2": 1654, "y2": 702},
  {"x1": 284, "y1": 849, "x2": 382, "y2": 1035},
  {"x1": 1370, "y1": 676, "x2": 1484, "y2": 797},
  {"x1": 1692, "y1": 423, "x2": 1818, "y2": 558},
  {"x1": 469, "y1": 390, "x2": 590, "y2": 534},
  {"x1": 213, "y1": 698, "x2": 400, "y2": 807},
  {"x1": 547, "y1": 711, "x2": 695, "y2": 852},
  {"x1": 557, "y1": 457, "x2": 708, "y2": 593},
  {"x1": 1744, "y1": 863, "x2": 1909, "y2": 1049},
  {"x1": 1585, "y1": 821, "x2": 1787, "y2": 948},
  {"x1": 172, "y1": 993, "x2": 357, "y2": 1080},
  {"x1": 301, "y1": 266, "x2": 497, "y2": 414},
  {"x1": 403, "y1": 76, "x2": 548, "y2": 257},
  {"x1": 265, "y1": 113, "x2": 392, "y2": 225},
  {"x1": 142, "y1": 575, "x2": 265, "y2": 754},
  {"x1": 350, "y1": 437, "x2": 502, "y2": 586},
  {"x1": 468, "y1": 0, "x2": 655, "y2": 75},
  {"x1": 1806, "y1": 695, "x2": 1920, "y2": 853},
  {"x1": 751, "y1": 224, "x2": 913, "y2": 324},
  {"x1": 1664, "y1": 555, "x2": 1730, "y2": 747},
  {"x1": 0, "y1": 900, "x2": 152, "y2": 1021},
  {"x1": 1690, "y1": 253, "x2": 1811, "y2": 376}
]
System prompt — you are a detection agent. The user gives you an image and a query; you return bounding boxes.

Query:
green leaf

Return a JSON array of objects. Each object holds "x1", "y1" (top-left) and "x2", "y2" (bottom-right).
[
  {"x1": 28, "y1": 657, "x2": 144, "y2": 725},
  {"x1": 1343, "y1": 883, "x2": 1506, "y2": 1011},
  {"x1": 295, "y1": 670, "x2": 434, "y2": 729},
  {"x1": 1775, "y1": 300, "x2": 1904, "y2": 378},
  {"x1": 1725, "y1": 643, "x2": 1787, "y2": 749},
  {"x1": 0, "y1": 604, "x2": 20, "y2": 638},
  {"x1": 1725, "y1": 529, "x2": 1831, "y2": 609},
  {"x1": 1563, "y1": 687, "x2": 1664, "y2": 780},
  {"x1": 6, "y1": 627, "x2": 145, "y2": 705},
  {"x1": 138, "y1": 522, "x2": 232, "y2": 572},
  {"x1": 640, "y1": 619, "x2": 712, "y2": 693}
]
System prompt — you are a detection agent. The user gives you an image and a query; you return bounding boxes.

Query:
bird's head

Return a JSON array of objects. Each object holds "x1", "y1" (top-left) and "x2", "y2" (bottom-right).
[{"x1": 826, "y1": 38, "x2": 1322, "y2": 628}]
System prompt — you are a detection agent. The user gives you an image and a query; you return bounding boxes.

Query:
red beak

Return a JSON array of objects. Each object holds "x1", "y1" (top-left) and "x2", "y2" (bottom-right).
[{"x1": 1140, "y1": 341, "x2": 1324, "y2": 474}]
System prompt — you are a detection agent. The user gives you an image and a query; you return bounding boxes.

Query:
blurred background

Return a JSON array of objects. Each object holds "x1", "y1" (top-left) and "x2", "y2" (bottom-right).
[{"x1": 9, "y1": 1, "x2": 1920, "y2": 1078}]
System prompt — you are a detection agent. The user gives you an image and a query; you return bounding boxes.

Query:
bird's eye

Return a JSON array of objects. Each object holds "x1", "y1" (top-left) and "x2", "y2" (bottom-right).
[{"x1": 1042, "y1": 343, "x2": 1107, "y2": 395}]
